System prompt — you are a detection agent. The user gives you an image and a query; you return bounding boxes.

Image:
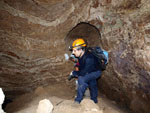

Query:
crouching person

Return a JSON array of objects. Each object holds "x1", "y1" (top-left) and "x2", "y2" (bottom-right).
[{"x1": 68, "y1": 38, "x2": 101, "y2": 104}]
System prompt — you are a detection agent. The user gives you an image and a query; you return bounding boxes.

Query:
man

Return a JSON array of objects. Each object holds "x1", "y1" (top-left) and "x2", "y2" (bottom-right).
[{"x1": 68, "y1": 38, "x2": 101, "y2": 104}]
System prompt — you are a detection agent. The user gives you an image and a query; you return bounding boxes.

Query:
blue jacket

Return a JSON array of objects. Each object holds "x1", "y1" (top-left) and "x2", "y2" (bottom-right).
[{"x1": 73, "y1": 50, "x2": 99, "y2": 77}]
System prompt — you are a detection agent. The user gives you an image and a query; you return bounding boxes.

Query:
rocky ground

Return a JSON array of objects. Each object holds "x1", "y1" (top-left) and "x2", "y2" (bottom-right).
[{"x1": 5, "y1": 83, "x2": 130, "y2": 113}]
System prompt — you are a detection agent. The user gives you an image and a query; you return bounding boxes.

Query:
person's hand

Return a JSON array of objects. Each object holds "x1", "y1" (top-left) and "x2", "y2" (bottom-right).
[
  {"x1": 64, "y1": 53, "x2": 69, "y2": 61},
  {"x1": 68, "y1": 71, "x2": 74, "y2": 81},
  {"x1": 69, "y1": 57, "x2": 74, "y2": 62}
]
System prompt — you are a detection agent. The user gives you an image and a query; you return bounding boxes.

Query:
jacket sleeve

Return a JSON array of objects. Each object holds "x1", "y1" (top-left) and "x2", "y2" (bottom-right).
[{"x1": 72, "y1": 57, "x2": 95, "y2": 76}]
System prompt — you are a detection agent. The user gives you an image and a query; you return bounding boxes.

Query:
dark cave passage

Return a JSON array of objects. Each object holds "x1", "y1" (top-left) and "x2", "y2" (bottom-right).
[{"x1": 64, "y1": 22, "x2": 102, "y2": 51}]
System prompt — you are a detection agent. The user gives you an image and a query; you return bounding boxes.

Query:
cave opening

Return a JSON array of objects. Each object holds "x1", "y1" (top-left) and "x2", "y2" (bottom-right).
[
  {"x1": 64, "y1": 22, "x2": 102, "y2": 51},
  {"x1": 64, "y1": 21, "x2": 105, "y2": 98}
]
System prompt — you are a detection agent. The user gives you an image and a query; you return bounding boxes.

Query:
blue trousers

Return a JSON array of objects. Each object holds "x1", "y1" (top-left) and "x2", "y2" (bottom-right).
[{"x1": 75, "y1": 71, "x2": 101, "y2": 103}]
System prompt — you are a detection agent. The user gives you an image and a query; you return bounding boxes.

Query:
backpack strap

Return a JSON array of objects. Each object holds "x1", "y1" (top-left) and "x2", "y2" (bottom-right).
[{"x1": 87, "y1": 47, "x2": 107, "y2": 71}]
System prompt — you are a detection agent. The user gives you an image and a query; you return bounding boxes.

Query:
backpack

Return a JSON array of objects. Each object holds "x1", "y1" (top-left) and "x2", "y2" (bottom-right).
[{"x1": 88, "y1": 47, "x2": 109, "y2": 71}]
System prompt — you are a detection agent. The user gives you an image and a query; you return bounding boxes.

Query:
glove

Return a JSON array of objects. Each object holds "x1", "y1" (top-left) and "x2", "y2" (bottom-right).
[
  {"x1": 69, "y1": 54, "x2": 78, "y2": 63},
  {"x1": 64, "y1": 53, "x2": 69, "y2": 61},
  {"x1": 68, "y1": 71, "x2": 74, "y2": 81}
]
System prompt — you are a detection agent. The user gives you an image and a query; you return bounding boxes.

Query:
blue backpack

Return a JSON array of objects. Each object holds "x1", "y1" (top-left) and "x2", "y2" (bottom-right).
[{"x1": 88, "y1": 47, "x2": 109, "y2": 71}]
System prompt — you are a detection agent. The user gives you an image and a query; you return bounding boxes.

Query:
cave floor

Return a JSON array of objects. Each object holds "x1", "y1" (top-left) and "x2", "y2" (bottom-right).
[{"x1": 5, "y1": 83, "x2": 130, "y2": 113}]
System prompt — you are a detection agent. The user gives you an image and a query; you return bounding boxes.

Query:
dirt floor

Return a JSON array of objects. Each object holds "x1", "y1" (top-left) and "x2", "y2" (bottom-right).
[{"x1": 5, "y1": 83, "x2": 130, "y2": 113}]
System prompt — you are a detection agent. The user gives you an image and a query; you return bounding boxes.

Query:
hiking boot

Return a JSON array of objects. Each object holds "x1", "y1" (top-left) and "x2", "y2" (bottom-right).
[
  {"x1": 71, "y1": 101, "x2": 80, "y2": 107},
  {"x1": 74, "y1": 101, "x2": 80, "y2": 104}
]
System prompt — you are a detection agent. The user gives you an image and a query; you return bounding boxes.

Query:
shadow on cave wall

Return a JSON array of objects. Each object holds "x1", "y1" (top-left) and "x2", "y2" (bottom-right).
[{"x1": 64, "y1": 22, "x2": 102, "y2": 51}]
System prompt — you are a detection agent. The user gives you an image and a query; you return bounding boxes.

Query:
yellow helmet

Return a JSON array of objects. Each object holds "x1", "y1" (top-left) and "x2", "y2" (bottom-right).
[{"x1": 70, "y1": 38, "x2": 87, "y2": 50}]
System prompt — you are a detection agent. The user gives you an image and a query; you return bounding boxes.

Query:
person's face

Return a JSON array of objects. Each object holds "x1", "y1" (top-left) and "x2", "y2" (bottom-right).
[{"x1": 72, "y1": 48, "x2": 82, "y2": 57}]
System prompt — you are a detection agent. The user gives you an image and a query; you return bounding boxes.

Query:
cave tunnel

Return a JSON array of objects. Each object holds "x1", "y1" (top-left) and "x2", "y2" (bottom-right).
[
  {"x1": 1, "y1": 0, "x2": 150, "y2": 113},
  {"x1": 1, "y1": 22, "x2": 108, "y2": 113},
  {"x1": 0, "y1": 20, "x2": 106, "y2": 112},
  {"x1": 64, "y1": 22, "x2": 102, "y2": 51}
]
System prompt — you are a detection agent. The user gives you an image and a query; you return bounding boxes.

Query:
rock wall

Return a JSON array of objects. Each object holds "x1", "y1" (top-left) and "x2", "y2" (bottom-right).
[{"x1": 0, "y1": 0, "x2": 150, "y2": 112}]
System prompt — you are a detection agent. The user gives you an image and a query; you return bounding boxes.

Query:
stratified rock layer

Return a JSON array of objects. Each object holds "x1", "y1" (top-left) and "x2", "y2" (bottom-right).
[{"x1": 0, "y1": 0, "x2": 150, "y2": 113}]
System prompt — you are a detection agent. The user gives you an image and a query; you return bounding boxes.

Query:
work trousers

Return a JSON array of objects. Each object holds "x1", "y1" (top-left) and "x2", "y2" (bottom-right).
[{"x1": 75, "y1": 70, "x2": 101, "y2": 103}]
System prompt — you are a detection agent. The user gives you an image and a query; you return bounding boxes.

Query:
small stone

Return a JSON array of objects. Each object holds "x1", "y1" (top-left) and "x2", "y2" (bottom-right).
[{"x1": 36, "y1": 99, "x2": 53, "y2": 113}]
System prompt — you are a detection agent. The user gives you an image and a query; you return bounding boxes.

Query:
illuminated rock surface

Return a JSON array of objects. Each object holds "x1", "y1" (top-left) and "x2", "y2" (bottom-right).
[{"x1": 0, "y1": 0, "x2": 150, "y2": 113}]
